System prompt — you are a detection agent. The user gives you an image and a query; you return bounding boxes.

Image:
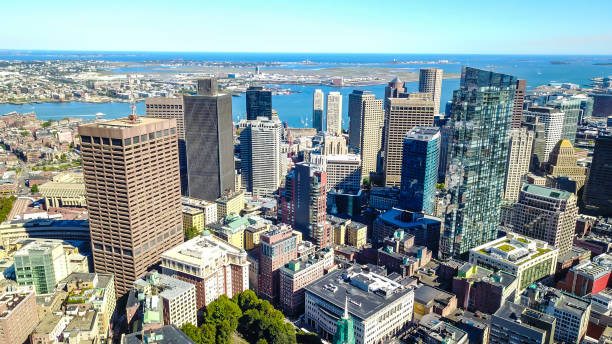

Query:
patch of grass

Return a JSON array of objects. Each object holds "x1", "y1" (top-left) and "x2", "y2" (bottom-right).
[{"x1": 497, "y1": 244, "x2": 514, "y2": 252}]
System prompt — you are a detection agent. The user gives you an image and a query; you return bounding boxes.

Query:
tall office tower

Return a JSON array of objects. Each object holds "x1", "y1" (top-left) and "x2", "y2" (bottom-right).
[
  {"x1": 400, "y1": 127, "x2": 440, "y2": 215},
  {"x1": 419, "y1": 68, "x2": 444, "y2": 114},
  {"x1": 313, "y1": 89, "x2": 324, "y2": 132},
  {"x1": 348, "y1": 90, "x2": 384, "y2": 178},
  {"x1": 310, "y1": 153, "x2": 362, "y2": 192},
  {"x1": 384, "y1": 77, "x2": 405, "y2": 99},
  {"x1": 545, "y1": 139, "x2": 587, "y2": 192},
  {"x1": 246, "y1": 86, "x2": 272, "y2": 120},
  {"x1": 503, "y1": 128, "x2": 534, "y2": 202},
  {"x1": 440, "y1": 67, "x2": 516, "y2": 259},
  {"x1": 583, "y1": 135, "x2": 612, "y2": 216},
  {"x1": 281, "y1": 162, "x2": 330, "y2": 248},
  {"x1": 512, "y1": 185, "x2": 577, "y2": 254},
  {"x1": 258, "y1": 226, "x2": 298, "y2": 303},
  {"x1": 326, "y1": 92, "x2": 342, "y2": 135},
  {"x1": 547, "y1": 97, "x2": 581, "y2": 143},
  {"x1": 522, "y1": 114, "x2": 547, "y2": 171},
  {"x1": 437, "y1": 125, "x2": 451, "y2": 182},
  {"x1": 183, "y1": 78, "x2": 235, "y2": 201},
  {"x1": 239, "y1": 117, "x2": 283, "y2": 197},
  {"x1": 511, "y1": 79, "x2": 527, "y2": 129},
  {"x1": 383, "y1": 93, "x2": 435, "y2": 187},
  {"x1": 145, "y1": 96, "x2": 188, "y2": 194},
  {"x1": 79, "y1": 117, "x2": 183, "y2": 295},
  {"x1": 523, "y1": 106, "x2": 564, "y2": 163}
]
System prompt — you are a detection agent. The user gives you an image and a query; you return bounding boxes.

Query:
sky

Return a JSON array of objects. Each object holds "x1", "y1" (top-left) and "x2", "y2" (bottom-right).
[{"x1": 2, "y1": 0, "x2": 612, "y2": 54}]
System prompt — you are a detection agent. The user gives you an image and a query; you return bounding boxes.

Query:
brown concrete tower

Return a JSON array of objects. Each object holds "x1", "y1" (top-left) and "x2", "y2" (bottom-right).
[{"x1": 512, "y1": 79, "x2": 527, "y2": 129}]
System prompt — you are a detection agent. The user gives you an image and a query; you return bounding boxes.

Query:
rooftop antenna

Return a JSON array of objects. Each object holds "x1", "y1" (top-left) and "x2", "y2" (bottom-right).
[{"x1": 128, "y1": 74, "x2": 137, "y2": 123}]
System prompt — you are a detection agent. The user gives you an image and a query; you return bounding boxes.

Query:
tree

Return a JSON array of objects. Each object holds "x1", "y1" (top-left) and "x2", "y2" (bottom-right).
[
  {"x1": 31, "y1": 184, "x2": 39, "y2": 193},
  {"x1": 205, "y1": 295, "x2": 242, "y2": 331},
  {"x1": 297, "y1": 330, "x2": 322, "y2": 344},
  {"x1": 184, "y1": 226, "x2": 200, "y2": 240},
  {"x1": 233, "y1": 289, "x2": 260, "y2": 312},
  {"x1": 256, "y1": 339, "x2": 269, "y2": 344},
  {"x1": 215, "y1": 320, "x2": 232, "y2": 344},
  {"x1": 200, "y1": 323, "x2": 216, "y2": 343},
  {"x1": 60, "y1": 154, "x2": 67, "y2": 162},
  {"x1": 362, "y1": 176, "x2": 371, "y2": 189},
  {"x1": 180, "y1": 323, "x2": 203, "y2": 344}
]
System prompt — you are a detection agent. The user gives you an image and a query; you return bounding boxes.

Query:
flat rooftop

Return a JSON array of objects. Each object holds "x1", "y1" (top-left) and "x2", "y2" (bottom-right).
[
  {"x1": 161, "y1": 232, "x2": 243, "y2": 269},
  {"x1": 122, "y1": 324, "x2": 195, "y2": 344},
  {"x1": 82, "y1": 116, "x2": 167, "y2": 129},
  {"x1": 472, "y1": 234, "x2": 556, "y2": 266}
]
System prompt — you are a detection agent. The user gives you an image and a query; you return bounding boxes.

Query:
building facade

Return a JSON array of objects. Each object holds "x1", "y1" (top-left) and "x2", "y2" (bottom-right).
[
  {"x1": 246, "y1": 86, "x2": 272, "y2": 120},
  {"x1": 418, "y1": 68, "x2": 443, "y2": 115},
  {"x1": 326, "y1": 92, "x2": 342, "y2": 136},
  {"x1": 511, "y1": 79, "x2": 527, "y2": 129},
  {"x1": 583, "y1": 135, "x2": 612, "y2": 217},
  {"x1": 0, "y1": 288, "x2": 38, "y2": 344},
  {"x1": 348, "y1": 90, "x2": 384, "y2": 179},
  {"x1": 258, "y1": 226, "x2": 299, "y2": 303},
  {"x1": 313, "y1": 89, "x2": 324, "y2": 132},
  {"x1": 490, "y1": 302, "x2": 556, "y2": 344},
  {"x1": 524, "y1": 106, "x2": 564, "y2": 163},
  {"x1": 504, "y1": 127, "x2": 534, "y2": 202}
]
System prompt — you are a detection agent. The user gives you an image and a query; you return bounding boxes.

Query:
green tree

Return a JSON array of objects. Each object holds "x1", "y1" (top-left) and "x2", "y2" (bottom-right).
[
  {"x1": 180, "y1": 323, "x2": 203, "y2": 344},
  {"x1": 362, "y1": 176, "x2": 371, "y2": 189},
  {"x1": 215, "y1": 320, "x2": 232, "y2": 344},
  {"x1": 184, "y1": 226, "x2": 200, "y2": 240},
  {"x1": 205, "y1": 295, "x2": 242, "y2": 330},
  {"x1": 0, "y1": 196, "x2": 16, "y2": 222},
  {"x1": 60, "y1": 154, "x2": 67, "y2": 162},
  {"x1": 31, "y1": 184, "x2": 39, "y2": 193},
  {"x1": 297, "y1": 330, "x2": 322, "y2": 344},
  {"x1": 256, "y1": 339, "x2": 269, "y2": 344},
  {"x1": 200, "y1": 323, "x2": 216, "y2": 343},
  {"x1": 233, "y1": 289, "x2": 260, "y2": 312}
]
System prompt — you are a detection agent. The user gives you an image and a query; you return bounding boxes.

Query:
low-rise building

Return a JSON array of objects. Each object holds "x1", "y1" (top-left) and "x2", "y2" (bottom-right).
[
  {"x1": 452, "y1": 262, "x2": 517, "y2": 314},
  {"x1": 491, "y1": 301, "x2": 556, "y2": 344},
  {"x1": 304, "y1": 267, "x2": 414, "y2": 344},
  {"x1": 0, "y1": 219, "x2": 90, "y2": 248},
  {"x1": 557, "y1": 253, "x2": 612, "y2": 297},
  {"x1": 469, "y1": 233, "x2": 559, "y2": 291},
  {"x1": 215, "y1": 190, "x2": 245, "y2": 218},
  {"x1": 120, "y1": 324, "x2": 195, "y2": 344},
  {"x1": 0, "y1": 287, "x2": 38, "y2": 344},
  {"x1": 38, "y1": 171, "x2": 86, "y2": 209},
  {"x1": 411, "y1": 313, "x2": 468, "y2": 344},
  {"x1": 181, "y1": 196, "x2": 217, "y2": 232},
  {"x1": 373, "y1": 207, "x2": 442, "y2": 256},
  {"x1": 413, "y1": 284, "x2": 457, "y2": 320}
]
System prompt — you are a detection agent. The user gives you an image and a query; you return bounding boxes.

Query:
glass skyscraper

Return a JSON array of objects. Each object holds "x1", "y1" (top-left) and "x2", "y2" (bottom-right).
[
  {"x1": 440, "y1": 67, "x2": 516, "y2": 258},
  {"x1": 400, "y1": 126, "x2": 440, "y2": 215},
  {"x1": 246, "y1": 86, "x2": 272, "y2": 120}
]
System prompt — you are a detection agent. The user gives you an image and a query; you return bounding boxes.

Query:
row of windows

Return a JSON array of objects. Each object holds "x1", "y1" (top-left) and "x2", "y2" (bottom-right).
[{"x1": 80, "y1": 128, "x2": 176, "y2": 147}]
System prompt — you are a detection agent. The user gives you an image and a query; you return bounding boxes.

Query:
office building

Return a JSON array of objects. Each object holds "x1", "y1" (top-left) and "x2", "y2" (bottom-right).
[
  {"x1": 126, "y1": 271, "x2": 197, "y2": 331},
  {"x1": 521, "y1": 284, "x2": 591, "y2": 344},
  {"x1": 327, "y1": 92, "x2": 342, "y2": 135},
  {"x1": 440, "y1": 67, "x2": 516, "y2": 258},
  {"x1": 385, "y1": 77, "x2": 405, "y2": 99},
  {"x1": 504, "y1": 128, "x2": 534, "y2": 202},
  {"x1": 419, "y1": 68, "x2": 443, "y2": 114},
  {"x1": 0, "y1": 288, "x2": 38, "y2": 344},
  {"x1": 557, "y1": 253, "x2": 612, "y2": 297},
  {"x1": 246, "y1": 86, "x2": 272, "y2": 120},
  {"x1": 313, "y1": 89, "x2": 324, "y2": 132},
  {"x1": 373, "y1": 208, "x2": 442, "y2": 256},
  {"x1": 281, "y1": 162, "x2": 330, "y2": 248},
  {"x1": 258, "y1": 226, "x2": 299, "y2": 303},
  {"x1": 279, "y1": 249, "x2": 334, "y2": 315},
  {"x1": 512, "y1": 185, "x2": 578, "y2": 254},
  {"x1": 161, "y1": 232, "x2": 249, "y2": 309},
  {"x1": 545, "y1": 139, "x2": 587, "y2": 192},
  {"x1": 320, "y1": 134, "x2": 348, "y2": 155},
  {"x1": 310, "y1": 153, "x2": 361, "y2": 192},
  {"x1": 511, "y1": 79, "x2": 527, "y2": 129},
  {"x1": 184, "y1": 78, "x2": 235, "y2": 201},
  {"x1": 522, "y1": 114, "x2": 548, "y2": 170},
  {"x1": 145, "y1": 96, "x2": 188, "y2": 194},
  {"x1": 39, "y1": 171, "x2": 86, "y2": 208},
  {"x1": 469, "y1": 233, "x2": 559, "y2": 290},
  {"x1": 383, "y1": 93, "x2": 435, "y2": 187},
  {"x1": 438, "y1": 125, "x2": 451, "y2": 182},
  {"x1": 181, "y1": 196, "x2": 217, "y2": 232},
  {"x1": 548, "y1": 97, "x2": 582, "y2": 143},
  {"x1": 79, "y1": 116, "x2": 183, "y2": 295},
  {"x1": 208, "y1": 213, "x2": 248, "y2": 249},
  {"x1": 400, "y1": 126, "x2": 440, "y2": 214},
  {"x1": 304, "y1": 267, "x2": 414, "y2": 344},
  {"x1": 452, "y1": 263, "x2": 517, "y2": 314},
  {"x1": 583, "y1": 135, "x2": 612, "y2": 217},
  {"x1": 14, "y1": 239, "x2": 73, "y2": 294},
  {"x1": 348, "y1": 90, "x2": 384, "y2": 178},
  {"x1": 121, "y1": 324, "x2": 195, "y2": 344},
  {"x1": 239, "y1": 117, "x2": 283, "y2": 196},
  {"x1": 524, "y1": 106, "x2": 564, "y2": 163},
  {"x1": 490, "y1": 302, "x2": 556, "y2": 344},
  {"x1": 215, "y1": 190, "x2": 245, "y2": 218},
  {"x1": 411, "y1": 314, "x2": 468, "y2": 344}
]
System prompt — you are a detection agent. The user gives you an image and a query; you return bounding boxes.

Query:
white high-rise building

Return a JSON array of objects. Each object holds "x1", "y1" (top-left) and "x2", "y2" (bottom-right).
[
  {"x1": 310, "y1": 153, "x2": 362, "y2": 191},
  {"x1": 348, "y1": 90, "x2": 384, "y2": 179},
  {"x1": 524, "y1": 107, "x2": 564, "y2": 162},
  {"x1": 504, "y1": 128, "x2": 534, "y2": 202},
  {"x1": 326, "y1": 92, "x2": 342, "y2": 136},
  {"x1": 313, "y1": 89, "x2": 325, "y2": 132},
  {"x1": 239, "y1": 117, "x2": 283, "y2": 197},
  {"x1": 419, "y1": 68, "x2": 443, "y2": 115}
]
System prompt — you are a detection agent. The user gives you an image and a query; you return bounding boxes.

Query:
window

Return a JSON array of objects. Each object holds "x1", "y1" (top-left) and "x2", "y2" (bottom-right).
[
  {"x1": 149, "y1": 133, "x2": 155, "y2": 140},
  {"x1": 93, "y1": 137, "x2": 101, "y2": 144},
  {"x1": 102, "y1": 137, "x2": 110, "y2": 145},
  {"x1": 112, "y1": 138, "x2": 123, "y2": 146},
  {"x1": 164, "y1": 129, "x2": 169, "y2": 136},
  {"x1": 81, "y1": 136, "x2": 92, "y2": 143},
  {"x1": 124, "y1": 138, "x2": 131, "y2": 145},
  {"x1": 141, "y1": 134, "x2": 147, "y2": 142},
  {"x1": 171, "y1": 128, "x2": 176, "y2": 134},
  {"x1": 133, "y1": 136, "x2": 140, "y2": 144}
]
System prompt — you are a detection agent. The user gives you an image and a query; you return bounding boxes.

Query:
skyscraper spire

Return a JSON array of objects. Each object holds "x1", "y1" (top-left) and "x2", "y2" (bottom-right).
[{"x1": 343, "y1": 296, "x2": 349, "y2": 319}]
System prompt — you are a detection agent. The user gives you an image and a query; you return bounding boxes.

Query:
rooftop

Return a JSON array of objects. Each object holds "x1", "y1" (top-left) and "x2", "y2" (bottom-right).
[
  {"x1": 82, "y1": 116, "x2": 166, "y2": 129},
  {"x1": 161, "y1": 232, "x2": 245, "y2": 273},
  {"x1": 522, "y1": 184, "x2": 572, "y2": 200},
  {"x1": 471, "y1": 234, "x2": 556, "y2": 266},
  {"x1": 122, "y1": 324, "x2": 195, "y2": 344},
  {"x1": 494, "y1": 301, "x2": 555, "y2": 330},
  {"x1": 414, "y1": 285, "x2": 455, "y2": 308},
  {"x1": 405, "y1": 126, "x2": 441, "y2": 141},
  {"x1": 133, "y1": 272, "x2": 195, "y2": 302}
]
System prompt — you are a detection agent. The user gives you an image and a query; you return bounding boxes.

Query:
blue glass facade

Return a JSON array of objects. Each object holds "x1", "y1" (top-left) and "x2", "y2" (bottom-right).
[{"x1": 400, "y1": 127, "x2": 440, "y2": 215}]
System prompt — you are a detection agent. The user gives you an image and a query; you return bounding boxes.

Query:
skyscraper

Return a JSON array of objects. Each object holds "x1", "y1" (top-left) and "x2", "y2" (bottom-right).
[
  {"x1": 503, "y1": 128, "x2": 534, "y2": 202},
  {"x1": 440, "y1": 67, "x2": 516, "y2": 258},
  {"x1": 523, "y1": 106, "x2": 564, "y2": 163},
  {"x1": 400, "y1": 127, "x2": 440, "y2": 215},
  {"x1": 511, "y1": 79, "x2": 527, "y2": 129},
  {"x1": 545, "y1": 139, "x2": 587, "y2": 193},
  {"x1": 348, "y1": 90, "x2": 384, "y2": 179},
  {"x1": 258, "y1": 226, "x2": 298, "y2": 303},
  {"x1": 183, "y1": 78, "x2": 235, "y2": 201},
  {"x1": 522, "y1": 114, "x2": 547, "y2": 171},
  {"x1": 246, "y1": 86, "x2": 272, "y2": 120},
  {"x1": 512, "y1": 184, "x2": 577, "y2": 254},
  {"x1": 583, "y1": 135, "x2": 612, "y2": 216},
  {"x1": 239, "y1": 117, "x2": 283, "y2": 197},
  {"x1": 385, "y1": 77, "x2": 405, "y2": 99},
  {"x1": 79, "y1": 116, "x2": 183, "y2": 295},
  {"x1": 145, "y1": 97, "x2": 188, "y2": 194},
  {"x1": 383, "y1": 93, "x2": 435, "y2": 187},
  {"x1": 313, "y1": 89, "x2": 324, "y2": 132},
  {"x1": 326, "y1": 92, "x2": 342, "y2": 135},
  {"x1": 281, "y1": 162, "x2": 330, "y2": 248},
  {"x1": 547, "y1": 97, "x2": 581, "y2": 143},
  {"x1": 419, "y1": 68, "x2": 443, "y2": 114}
]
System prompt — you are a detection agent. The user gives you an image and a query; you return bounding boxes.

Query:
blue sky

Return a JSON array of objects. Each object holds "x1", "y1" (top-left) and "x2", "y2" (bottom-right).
[{"x1": 2, "y1": 0, "x2": 612, "y2": 54}]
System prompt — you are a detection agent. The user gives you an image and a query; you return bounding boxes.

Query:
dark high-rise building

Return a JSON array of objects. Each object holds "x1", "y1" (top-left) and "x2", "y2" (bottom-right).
[
  {"x1": 183, "y1": 78, "x2": 235, "y2": 201},
  {"x1": 246, "y1": 86, "x2": 272, "y2": 120},
  {"x1": 419, "y1": 68, "x2": 443, "y2": 115},
  {"x1": 583, "y1": 135, "x2": 612, "y2": 216},
  {"x1": 313, "y1": 89, "x2": 324, "y2": 132},
  {"x1": 79, "y1": 117, "x2": 183, "y2": 295},
  {"x1": 511, "y1": 79, "x2": 526, "y2": 129},
  {"x1": 281, "y1": 162, "x2": 330, "y2": 248},
  {"x1": 440, "y1": 67, "x2": 516, "y2": 259}
]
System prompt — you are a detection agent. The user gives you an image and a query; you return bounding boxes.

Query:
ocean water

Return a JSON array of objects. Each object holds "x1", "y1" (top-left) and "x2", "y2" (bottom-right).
[{"x1": 1, "y1": 51, "x2": 612, "y2": 127}]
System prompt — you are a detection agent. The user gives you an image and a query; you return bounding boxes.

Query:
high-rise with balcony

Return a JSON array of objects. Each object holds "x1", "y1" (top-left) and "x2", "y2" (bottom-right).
[
  {"x1": 183, "y1": 78, "x2": 235, "y2": 201},
  {"x1": 246, "y1": 86, "x2": 272, "y2": 120},
  {"x1": 239, "y1": 117, "x2": 283, "y2": 196},
  {"x1": 419, "y1": 68, "x2": 443, "y2": 114},
  {"x1": 79, "y1": 116, "x2": 183, "y2": 295},
  {"x1": 400, "y1": 127, "x2": 440, "y2": 215},
  {"x1": 503, "y1": 128, "x2": 534, "y2": 202},
  {"x1": 281, "y1": 162, "x2": 330, "y2": 248},
  {"x1": 440, "y1": 67, "x2": 516, "y2": 258},
  {"x1": 313, "y1": 89, "x2": 324, "y2": 132},
  {"x1": 326, "y1": 92, "x2": 342, "y2": 135},
  {"x1": 348, "y1": 90, "x2": 384, "y2": 179},
  {"x1": 383, "y1": 93, "x2": 435, "y2": 187}
]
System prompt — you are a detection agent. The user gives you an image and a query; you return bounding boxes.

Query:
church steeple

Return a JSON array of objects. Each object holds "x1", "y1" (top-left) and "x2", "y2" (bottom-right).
[{"x1": 332, "y1": 296, "x2": 355, "y2": 344}]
